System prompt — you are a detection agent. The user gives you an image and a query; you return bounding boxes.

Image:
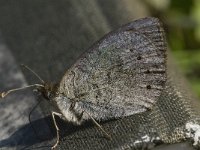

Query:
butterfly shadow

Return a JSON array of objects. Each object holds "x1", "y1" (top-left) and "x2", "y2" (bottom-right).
[
  {"x1": 0, "y1": 114, "x2": 115, "y2": 150},
  {"x1": 0, "y1": 115, "x2": 53, "y2": 149}
]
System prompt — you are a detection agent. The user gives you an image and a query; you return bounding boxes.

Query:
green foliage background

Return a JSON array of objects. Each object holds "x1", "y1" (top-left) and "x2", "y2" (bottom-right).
[{"x1": 148, "y1": 0, "x2": 200, "y2": 98}]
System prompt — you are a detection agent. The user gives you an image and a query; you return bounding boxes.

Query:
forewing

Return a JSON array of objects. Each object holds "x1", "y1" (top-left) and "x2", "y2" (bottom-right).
[{"x1": 59, "y1": 17, "x2": 167, "y2": 118}]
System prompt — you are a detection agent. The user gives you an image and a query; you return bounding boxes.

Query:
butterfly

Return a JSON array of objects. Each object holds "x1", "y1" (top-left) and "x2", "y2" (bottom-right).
[{"x1": 0, "y1": 17, "x2": 167, "y2": 149}]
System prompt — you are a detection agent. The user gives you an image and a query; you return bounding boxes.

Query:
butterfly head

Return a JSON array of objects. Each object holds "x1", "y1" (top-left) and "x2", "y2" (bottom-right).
[
  {"x1": 0, "y1": 65, "x2": 58, "y2": 100},
  {"x1": 37, "y1": 82, "x2": 58, "y2": 100}
]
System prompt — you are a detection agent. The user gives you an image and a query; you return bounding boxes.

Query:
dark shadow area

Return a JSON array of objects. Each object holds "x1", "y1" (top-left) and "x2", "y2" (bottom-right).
[
  {"x1": 0, "y1": 114, "x2": 118, "y2": 149},
  {"x1": 0, "y1": 116, "x2": 53, "y2": 149}
]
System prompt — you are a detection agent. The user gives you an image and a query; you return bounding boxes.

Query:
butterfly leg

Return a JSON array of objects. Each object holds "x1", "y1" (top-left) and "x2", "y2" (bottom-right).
[
  {"x1": 51, "y1": 111, "x2": 63, "y2": 149},
  {"x1": 83, "y1": 110, "x2": 112, "y2": 140}
]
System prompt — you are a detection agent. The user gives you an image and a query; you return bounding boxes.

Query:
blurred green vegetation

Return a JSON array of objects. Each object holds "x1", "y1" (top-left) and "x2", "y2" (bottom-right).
[
  {"x1": 173, "y1": 50, "x2": 200, "y2": 97},
  {"x1": 146, "y1": 0, "x2": 200, "y2": 98}
]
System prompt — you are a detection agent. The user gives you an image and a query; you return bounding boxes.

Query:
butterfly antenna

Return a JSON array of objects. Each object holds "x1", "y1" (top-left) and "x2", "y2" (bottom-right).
[
  {"x1": 0, "y1": 84, "x2": 44, "y2": 98},
  {"x1": 21, "y1": 64, "x2": 44, "y2": 83}
]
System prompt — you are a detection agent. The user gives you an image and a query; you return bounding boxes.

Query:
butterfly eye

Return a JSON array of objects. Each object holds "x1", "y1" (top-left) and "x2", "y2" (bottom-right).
[
  {"x1": 146, "y1": 70, "x2": 150, "y2": 74},
  {"x1": 47, "y1": 92, "x2": 51, "y2": 98},
  {"x1": 146, "y1": 85, "x2": 151, "y2": 89},
  {"x1": 137, "y1": 56, "x2": 142, "y2": 60},
  {"x1": 130, "y1": 48, "x2": 134, "y2": 52}
]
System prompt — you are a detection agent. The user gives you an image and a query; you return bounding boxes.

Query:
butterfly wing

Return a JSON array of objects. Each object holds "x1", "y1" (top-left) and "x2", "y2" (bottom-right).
[{"x1": 57, "y1": 17, "x2": 167, "y2": 121}]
